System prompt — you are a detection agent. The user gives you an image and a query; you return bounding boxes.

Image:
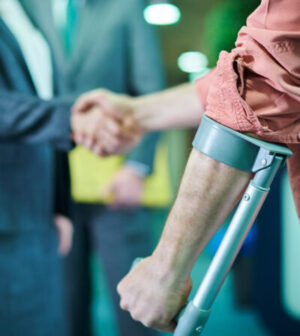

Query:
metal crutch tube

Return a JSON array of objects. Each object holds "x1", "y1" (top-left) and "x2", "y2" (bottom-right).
[{"x1": 173, "y1": 116, "x2": 292, "y2": 336}]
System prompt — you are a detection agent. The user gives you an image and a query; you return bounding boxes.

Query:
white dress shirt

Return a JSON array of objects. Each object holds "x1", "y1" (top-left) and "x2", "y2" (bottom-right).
[
  {"x1": 0, "y1": 0, "x2": 54, "y2": 99},
  {"x1": 52, "y1": 0, "x2": 68, "y2": 34}
]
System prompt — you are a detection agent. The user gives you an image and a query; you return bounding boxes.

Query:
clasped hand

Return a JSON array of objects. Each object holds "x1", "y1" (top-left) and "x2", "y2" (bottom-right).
[
  {"x1": 117, "y1": 256, "x2": 192, "y2": 332},
  {"x1": 71, "y1": 89, "x2": 142, "y2": 156}
]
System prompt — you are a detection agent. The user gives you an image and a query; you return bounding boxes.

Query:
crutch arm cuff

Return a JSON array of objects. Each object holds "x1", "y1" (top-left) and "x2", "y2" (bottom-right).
[{"x1": 193, "y1": 115, "x2": 292, "y2": 173}]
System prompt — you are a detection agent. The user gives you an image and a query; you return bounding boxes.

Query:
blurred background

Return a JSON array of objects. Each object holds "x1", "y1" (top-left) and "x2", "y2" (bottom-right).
[{"x1": 2, "y1": 0, "x2": 300, "y2": 336}]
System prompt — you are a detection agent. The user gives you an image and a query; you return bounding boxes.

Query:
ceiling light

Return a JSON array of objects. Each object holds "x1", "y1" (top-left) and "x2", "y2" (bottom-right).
[
  {"x1": 177, "y1": 51, "x2": 209, "y2": 74},
  {"x1": 144, "y1": 1, "x2": 181, "y2": 25}
]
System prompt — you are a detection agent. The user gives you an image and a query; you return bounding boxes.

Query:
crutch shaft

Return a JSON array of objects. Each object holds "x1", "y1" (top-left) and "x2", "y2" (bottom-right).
[{"x1": 193, "y1": 181, "x2": 268, "y2": 310}]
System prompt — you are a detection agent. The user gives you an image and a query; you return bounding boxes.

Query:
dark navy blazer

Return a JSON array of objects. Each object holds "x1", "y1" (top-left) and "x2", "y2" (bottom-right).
[{"x1": 0, "y1": 19, "x2": 72, "y2": 232}]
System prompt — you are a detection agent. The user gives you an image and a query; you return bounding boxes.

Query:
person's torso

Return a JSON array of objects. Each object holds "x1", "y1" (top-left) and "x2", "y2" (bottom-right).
[
  {"x1": 27, "y1": 0, "x2": 172, "y2": 207},
  {"x1": 57, "y1": 0, "x2": 136, "y2": 96},
  {"x1": 0, "y1": 5, "x2": 57, "y2": 231}
]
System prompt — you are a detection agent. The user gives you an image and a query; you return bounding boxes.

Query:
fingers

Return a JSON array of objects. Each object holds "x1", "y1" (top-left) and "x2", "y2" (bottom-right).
[
  {"x1": 72, "y1": 132, "x2": 85, "y2": 144},
  {"x1": 117, "y1": 278, "x2": 177, "y2": 333},
  {"x1": 73, "y1": 89, "x2": 108, "y2": 113},
  {"x1": 98, "y1": 181, "x2": 115, "y2": 201},
  {"x1": 97, "y1": 129, "x2": 124, "y2": 154},
  {"x1": 116, "y1": 257, "x2": 189, "y2": 333},
  {"x1": 54, "y1": 215, "x2": 74, "y2": 256},
  {"x1": 73, "y1": 88, "x2": 142, "y2": 132},
  {"x1": 71, "y1": 92, "x2": 143, "y2": 156},
  {"x1": 71, "y1": 106, "x2": 122, "y2": 154},
  {"x1": 75, "y1": 128, "x2": 139, "y2": 157},
  {"x1": 104, "y1": 116, "x2": 122, "y2": 136},
  {"x1": 91, "y1": 142, "x2": 105, "y2": 156},
  {"x1": 73, "y1": 89, "x2": 126, "y2": 122},
  {"x1": 108, "y1": 167, "x2": 144, "y2": 209}
]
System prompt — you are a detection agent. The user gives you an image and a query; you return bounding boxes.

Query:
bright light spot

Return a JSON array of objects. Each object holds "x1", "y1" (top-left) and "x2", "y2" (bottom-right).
[
  {"x1": 177, "y1": 52, "x2": 209, "y2": 73},
  {"x1": 144, "y1": 4, "x2": 181, "y2": 25}
]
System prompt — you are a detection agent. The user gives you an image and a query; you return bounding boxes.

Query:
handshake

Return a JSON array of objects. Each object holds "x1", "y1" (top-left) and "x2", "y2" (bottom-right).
[
  {"x1": 71, "y1": 89, "x2": 143, "y2": 156},
  {"x1": 71, "y1": 83, "x2": 199, "y2": 155}
]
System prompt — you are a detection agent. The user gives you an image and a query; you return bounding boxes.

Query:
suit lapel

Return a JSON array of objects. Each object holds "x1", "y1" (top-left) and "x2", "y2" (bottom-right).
[
  {"x1": 19, "y1": 0, "x2": 66, "y2": 72},
  {"x1": 0, "y1": 18, "x2": 35, "y2": 91}
]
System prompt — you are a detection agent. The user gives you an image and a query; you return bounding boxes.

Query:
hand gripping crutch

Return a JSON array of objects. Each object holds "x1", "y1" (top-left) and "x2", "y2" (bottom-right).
[
  {"x1": 173, "y1": 115, "x2": 292, "y2": 336},
  {"x1": 132, "y1": 115, "x2": 292, "y2": 336}
]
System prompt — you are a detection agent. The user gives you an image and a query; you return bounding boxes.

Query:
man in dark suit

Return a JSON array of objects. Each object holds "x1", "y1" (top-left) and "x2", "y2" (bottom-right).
[
  {"x1": 19, "y1": 0, "x2": 166, "y2": 335},
  {"x1": 0, "y1": 0, "x2": 117, "y2": 334},
  {"x1": 0, "y1": 2, "x2": 71, "y2": 335}
]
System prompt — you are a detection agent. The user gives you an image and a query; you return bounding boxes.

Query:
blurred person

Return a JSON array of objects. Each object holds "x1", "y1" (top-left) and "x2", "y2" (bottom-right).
[
  {"x1": 73, "y1": 0, "x2": 300, "y2": 332},
  {"x1": 0, "y1": 0, "x2": 72, "y2": 334},
  {"x1": 21, "y1": 0, "x2": 169, "y2": 335},
  {"x1": 0, "y1": 0, "x2": 126, "y2": 334}
]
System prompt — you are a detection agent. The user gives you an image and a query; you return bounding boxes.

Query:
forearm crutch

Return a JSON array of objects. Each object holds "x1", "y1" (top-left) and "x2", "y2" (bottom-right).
[
  {"x1": 173, "y1": 115, "x2": 292, "y2": 336},
  {"x1": 132, "y1": 116, "x2": 292, "y2": 336}
]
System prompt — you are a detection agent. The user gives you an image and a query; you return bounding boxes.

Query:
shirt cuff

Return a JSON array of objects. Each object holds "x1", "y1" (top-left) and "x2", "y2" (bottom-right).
[{"x1": 125, "y1": 160, "x2": 151, "y2": 178}]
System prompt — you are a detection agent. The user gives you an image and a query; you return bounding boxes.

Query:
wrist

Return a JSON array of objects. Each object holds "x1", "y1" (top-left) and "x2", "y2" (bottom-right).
[
  {"x1": 70, "y1": 108, "x2": 76, "y2": 133},
  {"x1": 121, "y1": 165, "x2": 144, "y2": 181},
  {"x1": 124, "y1": 160, "x2": 150, "y2": 178},
  {"x1": 152, "y1": 238, "x2": 193, "y2": 283},
  {"x1": 132, "y1": 95, "x2": 153, "y2": 132}
]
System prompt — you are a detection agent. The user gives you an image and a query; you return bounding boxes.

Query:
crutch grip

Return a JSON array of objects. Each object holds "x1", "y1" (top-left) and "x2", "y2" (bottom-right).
[{"x1": 174, "y1": 302, "x2": 210, "y2": 336}]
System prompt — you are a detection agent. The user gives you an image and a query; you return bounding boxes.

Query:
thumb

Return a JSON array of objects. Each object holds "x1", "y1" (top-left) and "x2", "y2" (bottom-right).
[
  {"x1": 54, "y1": 215, "x2": 73, "y2": 256},
  {"x1": 73, "y1": 90, "x2": 107, "y2": 113},
  {"x1": 99, "y1": 179, "x2": 116, "y2": 201}
]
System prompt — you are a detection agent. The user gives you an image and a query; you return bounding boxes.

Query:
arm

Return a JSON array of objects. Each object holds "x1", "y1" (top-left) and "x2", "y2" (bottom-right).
[
  {"x1": 0, "y1": 91, "x2": 72, "y2": 150},
  {"x1": 0, "y1": 90, "x2": 124, "y2": 155},
  {"x1": 118, "y1": 1, "x2": 300, "y2": 330},
  {"x1": 73, "y1": 82, "x2": 205, "y2": 138},
  {"x1": 134, "y1": 83, "x2": 204, "y2": 131},
  {"x1": 117, "y1": 148, "x2": 251, "y2": 332},
  {"x1": 74, "y1": 0, "x2": 300, "y2": 146},
  {"x1": 72, "y1": 82, "x2": 205, "y2": 157}
]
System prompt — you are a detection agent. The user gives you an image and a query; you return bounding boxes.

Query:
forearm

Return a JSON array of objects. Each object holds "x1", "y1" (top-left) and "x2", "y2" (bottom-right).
[
  {"x1": 0, "y1": 92, "x2": 72, "y2": 150},
  {"x1": 152, "y1": 148, "x2": 251, "y2": 280},
  {"x1": 133, "y1": 83, "x2": 203, "y2": 131}
]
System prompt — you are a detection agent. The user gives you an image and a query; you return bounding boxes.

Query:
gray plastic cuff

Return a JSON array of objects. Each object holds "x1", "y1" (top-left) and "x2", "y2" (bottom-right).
[{"x1": 193, "y1": 115, "x2": 292, "y2": 172}]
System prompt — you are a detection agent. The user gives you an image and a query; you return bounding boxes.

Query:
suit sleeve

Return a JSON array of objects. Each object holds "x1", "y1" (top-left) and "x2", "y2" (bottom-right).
[
  {"x1": 124, "y1": 0, "x2": 166, "y2": 174},
  {"x1": 0, "y1": 90, "x2": 72, "y2": 151}
]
